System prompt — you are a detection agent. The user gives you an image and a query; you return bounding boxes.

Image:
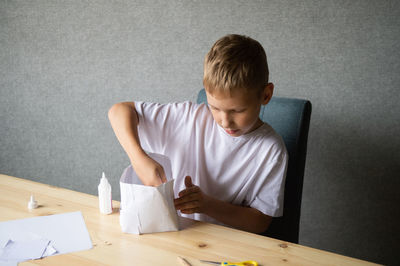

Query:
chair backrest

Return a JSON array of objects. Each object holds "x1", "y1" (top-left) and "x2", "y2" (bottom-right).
[{"x1": 197, "y1": 89, "x2": 312, "y2": 243}]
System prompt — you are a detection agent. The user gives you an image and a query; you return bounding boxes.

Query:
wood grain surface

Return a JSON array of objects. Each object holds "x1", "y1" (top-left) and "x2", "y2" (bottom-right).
[{"x1": 0, "y1": 174, "x2": 377, "y2": 266}]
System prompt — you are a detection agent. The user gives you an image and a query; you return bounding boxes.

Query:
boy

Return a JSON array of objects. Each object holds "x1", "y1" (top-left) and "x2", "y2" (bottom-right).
[{"x1": 108, "y1": 34, "x2": 288, "y2": 233}]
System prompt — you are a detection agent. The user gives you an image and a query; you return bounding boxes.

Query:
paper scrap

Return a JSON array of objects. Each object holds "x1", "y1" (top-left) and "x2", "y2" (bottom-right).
[
  {"x1": 42, "y1": 243, "x2": 58, "y2": 257},
  {"x1": 1, "y1": 238, "x2": 49, "y2": 261}
]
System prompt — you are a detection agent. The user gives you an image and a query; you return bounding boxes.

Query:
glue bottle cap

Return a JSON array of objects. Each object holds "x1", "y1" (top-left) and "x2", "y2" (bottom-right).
[
  {"x1": 28, "y1": 195, "x2": 38, "y2": 209},
  {"x1": 100, "y1": 172, "x2": 109, "y2": 184}
]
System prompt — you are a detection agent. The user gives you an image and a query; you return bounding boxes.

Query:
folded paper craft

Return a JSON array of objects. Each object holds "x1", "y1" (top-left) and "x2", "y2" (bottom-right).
[{"x1": 119, "y1": 153, "x2": 179, "y2": 234}]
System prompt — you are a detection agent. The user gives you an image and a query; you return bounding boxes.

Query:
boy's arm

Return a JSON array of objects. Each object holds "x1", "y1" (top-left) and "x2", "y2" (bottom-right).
[
  {"x1": 206, "y1": 198, "x2": 272, "y2": 234},
  {"x1": 174, "y1": 176, "x2": 272, "y2": 233},
  {"x1": 108, "y1": 102, "x2": 167, "y2": 186}
]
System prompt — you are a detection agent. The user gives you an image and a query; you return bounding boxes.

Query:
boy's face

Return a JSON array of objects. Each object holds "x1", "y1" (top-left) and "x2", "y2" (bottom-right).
[{"x1": 205, "y1": 84, "x2": 273, "y2": 137}]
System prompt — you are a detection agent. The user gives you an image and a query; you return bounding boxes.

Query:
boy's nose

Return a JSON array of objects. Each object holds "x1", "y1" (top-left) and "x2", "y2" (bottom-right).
[{"x1": 220, "y1": 113, "x2": 232, "y2": 128}]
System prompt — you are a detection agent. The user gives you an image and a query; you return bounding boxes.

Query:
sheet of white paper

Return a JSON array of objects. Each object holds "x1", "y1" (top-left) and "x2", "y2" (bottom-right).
[
  {"x1": 0, "y1": 211, "x2": 92, "y2": 261},
  {"x1": 0, "y1": 261, "x2": 17, "y2": 266}
]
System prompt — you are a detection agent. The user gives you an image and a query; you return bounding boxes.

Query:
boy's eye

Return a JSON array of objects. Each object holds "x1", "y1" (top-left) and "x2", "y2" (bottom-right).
[{"x1": 209, "y1": 105, "x2": 245, "y2": 113}]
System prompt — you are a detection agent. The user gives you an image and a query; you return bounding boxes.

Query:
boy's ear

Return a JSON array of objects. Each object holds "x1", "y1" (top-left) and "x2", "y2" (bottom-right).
[{"x1": 262, "y1": 83, "x2": 274, "y2": 105}]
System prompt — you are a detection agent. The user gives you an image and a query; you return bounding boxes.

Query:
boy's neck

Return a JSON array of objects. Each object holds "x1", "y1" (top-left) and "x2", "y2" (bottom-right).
[{"x1": 245, "y1": 118, "x2": 264, "y2": 135}]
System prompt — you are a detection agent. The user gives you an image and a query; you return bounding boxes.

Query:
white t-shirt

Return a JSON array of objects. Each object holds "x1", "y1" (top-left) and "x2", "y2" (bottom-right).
[{"x1": 135, "y1": 101, "x2": 288, "y2": 224}]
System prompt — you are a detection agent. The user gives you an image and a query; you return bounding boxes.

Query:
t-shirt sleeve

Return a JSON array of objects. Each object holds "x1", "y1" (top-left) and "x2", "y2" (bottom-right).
[
  {"x1": 134, "y1": 101, "x2": 194, "y2": 155},
  {"x1": 247, "y1": 146, "x2": 288, "y2": 217}
]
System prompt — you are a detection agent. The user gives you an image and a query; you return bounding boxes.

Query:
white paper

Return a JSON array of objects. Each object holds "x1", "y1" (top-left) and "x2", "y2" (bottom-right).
[
  {"x1": 120, "y1": 153, "x2": 179, "y2": 234},
  {"x1": 0, "y1": 261, "x2": 17, "y2": 266},
  {"x1": 0, "y1": 212, "x2": 92, "y2": 263},
  {"x1": 42, "y1": 243, "x2": 58, "y2": 257},
  {"x1": 0, "y1": 238, "x2": 49, "y2": 261},
  {"x1": 0, "y1": 239, "x2": 9, "y2": 249}
]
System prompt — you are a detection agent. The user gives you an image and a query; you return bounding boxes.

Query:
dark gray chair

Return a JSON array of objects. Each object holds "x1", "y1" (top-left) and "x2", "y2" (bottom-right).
[{"x1": 197, "y1": 89, "x2": 312, "y2": 243}]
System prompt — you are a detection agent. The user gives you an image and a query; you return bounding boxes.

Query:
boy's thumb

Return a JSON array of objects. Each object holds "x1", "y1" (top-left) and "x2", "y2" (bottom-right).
[{"x1": 185, "y1": 176, "x2": 193, "y2": 187}]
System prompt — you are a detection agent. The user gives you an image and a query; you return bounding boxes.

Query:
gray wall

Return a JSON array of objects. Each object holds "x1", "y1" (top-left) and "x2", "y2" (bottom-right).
[{"x1": 1, "y1": 1, "x2": 399, "y2": 265}]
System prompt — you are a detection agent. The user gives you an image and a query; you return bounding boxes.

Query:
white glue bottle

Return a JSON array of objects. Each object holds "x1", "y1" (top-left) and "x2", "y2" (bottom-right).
[{"x1": 98, "y1": 172, "x2": 113, "y2": 214}]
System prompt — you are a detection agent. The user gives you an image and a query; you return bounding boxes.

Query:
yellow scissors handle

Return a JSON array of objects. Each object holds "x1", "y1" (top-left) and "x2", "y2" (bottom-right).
[{"x1": 222, "y1": 261, "x2": 258, "y2": 266}]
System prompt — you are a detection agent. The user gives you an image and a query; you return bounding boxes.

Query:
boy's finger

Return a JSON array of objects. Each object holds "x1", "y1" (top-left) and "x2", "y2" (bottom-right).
[
  {"x1": 174, "y1": 200, "x2": 200, "y2": 211},
  {"x1": 160, "y1": 170, "x2": 167, "y2": 183},
  {"x1": 153, "y1": 179, "x2": 162, "y2": 186},
  {"x1": 174, "y1": 192, "x2": 199, "y2": 205},
  {"x1": 178, "y1": 186, "x2": 199, "y2": 197},
  {"x1": 156, "y1": 168, "x2": 167, "y2": 183},
  {"x1": 185, "y1": 176, "x2": 193, "y2": 187},
  {"x1": 180, "y1": 207, "x2": 201, "y2": 214}
]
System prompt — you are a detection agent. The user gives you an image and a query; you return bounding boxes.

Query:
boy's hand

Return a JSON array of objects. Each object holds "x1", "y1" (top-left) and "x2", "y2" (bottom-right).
[
  {"x1": 175, "y1": 177, "x2": 272, "y2": 234},
  {"x1": 132, "y1": 153, "x2": 167, "y2": 186},
  {"x1": 174, "y1": 176, "x2": 211, "y2": 214}
]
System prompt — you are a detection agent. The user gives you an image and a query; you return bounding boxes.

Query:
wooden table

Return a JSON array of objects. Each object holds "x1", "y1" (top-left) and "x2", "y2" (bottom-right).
[{"x1": 0, "y1": 174, "x2": 377, "y2": 266}]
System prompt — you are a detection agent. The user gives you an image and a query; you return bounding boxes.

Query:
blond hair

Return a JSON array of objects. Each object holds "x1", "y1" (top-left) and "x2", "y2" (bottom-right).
[{"x1": 203, "y1": 34, "x2": 269, "y2": 95}]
